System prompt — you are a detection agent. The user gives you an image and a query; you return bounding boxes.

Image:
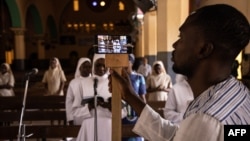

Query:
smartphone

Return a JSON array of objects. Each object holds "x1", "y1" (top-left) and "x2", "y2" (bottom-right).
[{"x1": 94, "y1": 35, "x2": 133, "y2": 54}]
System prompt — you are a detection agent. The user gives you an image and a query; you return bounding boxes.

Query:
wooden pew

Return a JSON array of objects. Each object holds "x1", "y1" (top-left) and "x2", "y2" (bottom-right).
[
  {"x1": 0, "y1": 96, "x2": 164, "y2": 140},
  {"x1": 0, "y1": 95, "x2": 65, "y2": 110},
  {"x1": 0, "y1": 95, "x2": 67, "y2": 125},
  {"x1": 0, "y1": 125, "x2": 137, "y2": 139}
]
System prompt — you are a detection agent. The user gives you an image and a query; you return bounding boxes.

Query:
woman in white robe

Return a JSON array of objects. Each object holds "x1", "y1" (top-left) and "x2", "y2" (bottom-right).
[
  {"x1": 66, "y1": 57, "x2": 92, "y2": 125},
  {"x1": 0, "y1": 63, "x2": 15, "y2": 96},
  {"x1": 146, "y1": 61, "x2": 172, "y2": 101},
  {"x1": 73, "y1": 54, "x2": 112, "y2": 141},
  {"x1": 42, "y1": 57, "x2": 67, "y2": 96}
]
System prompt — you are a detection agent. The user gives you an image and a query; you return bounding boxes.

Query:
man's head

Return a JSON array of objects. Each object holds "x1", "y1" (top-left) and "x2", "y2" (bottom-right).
[
  {"x1": 129, "y1": 54, "x2": 135, "y2": 64},
  {"x1": 142, "y1": 57, "x2": 148, "y2": 65},
  {"x1": 126, "y1": 54, "x2": 135, "y2": 73},
  {"x1": 172, "y1": 4, "x2": 250, "y2": 77}
]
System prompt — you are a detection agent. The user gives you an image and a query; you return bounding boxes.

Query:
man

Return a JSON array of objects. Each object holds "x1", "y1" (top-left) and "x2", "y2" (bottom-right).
[
  {"x1": 137, "y1": 57, "x2": 152, "y2": 79},
  {"x1": 110, "y1": 4, "x2": 250, "y2": 141}
]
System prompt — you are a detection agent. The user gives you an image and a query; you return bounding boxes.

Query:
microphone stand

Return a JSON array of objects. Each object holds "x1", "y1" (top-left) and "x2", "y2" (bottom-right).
[
  {"x1": 17, "y1": 75, "x2": 33, "y2": 141},
  {"x1": 93, "y1": 78, "x2": 98, "y2": 141}
]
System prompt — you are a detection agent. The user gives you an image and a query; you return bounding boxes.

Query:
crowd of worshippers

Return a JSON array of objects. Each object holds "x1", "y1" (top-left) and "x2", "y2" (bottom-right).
[{"x1": 1, "y1": 4, "x2": 250, "y2": 141}]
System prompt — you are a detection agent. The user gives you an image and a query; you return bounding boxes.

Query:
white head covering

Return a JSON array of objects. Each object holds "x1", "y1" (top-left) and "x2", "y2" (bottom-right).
[
  {"x1": 152, "y1": 60, "x2": 166, "y2": 75},
  {"x1": 92, "y1": 54, "x2": 109, "y2": 78},
  {"x1": 1, "y1": 63, "x2": 13, "y2": 75},
  {"x1": 48, "y1": 57, "x2": 62, "y2": 70},
  {"x1": 47, "y1": 57, "x2": 63, "y2": 76},
  {"x1": 74, "y1": 57, "x2": 91, "y2": 78}
]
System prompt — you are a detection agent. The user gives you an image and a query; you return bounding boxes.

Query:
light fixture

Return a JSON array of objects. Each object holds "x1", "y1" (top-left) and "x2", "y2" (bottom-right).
[
  {"x1": 5, "y1": 50, "x2": 13, "y2": 64},
  {"x1": 100, "y1": 1, "x2": 106, "y2": 6},
  {"x1": 73, "y1": 0, "x2": 79, "y2": 11},
  {"x1": 92, "y1": 1, "x2": 97, "y2": 6},
  {"x1": 119, "y1": 1, "x2": 125, "y2": 11}
]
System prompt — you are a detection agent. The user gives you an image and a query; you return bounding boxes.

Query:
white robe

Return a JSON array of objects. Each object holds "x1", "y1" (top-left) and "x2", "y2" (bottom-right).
[
  {"x1": 73, "y1": 76, "x2": 112, "y2": 141},
  {"x1": 0, "y1": 72, "x2": 15, "y2": 96},
  {"x1": 147, "y1": 73, "x2": 172, "y2": 101},
  {"x1": 66, "y1": 57, "x2": 92, "y2": 124},
  {"x1": 66, "y1": 77, "x2": 91, "y2": 125},
  {"x1": 42, "y1": 67, "x2": 67, "y2": 95},
  {"x1": 133, "y1": 105, "x2": 223, "y2": 141},
  {"x1": 163, "y1": 79, "x2": 193, "y2": 124}
]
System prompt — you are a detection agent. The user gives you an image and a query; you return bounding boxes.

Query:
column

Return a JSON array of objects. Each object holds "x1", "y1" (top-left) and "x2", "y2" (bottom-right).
[
  {"x1": 156, "y1": 0, "x2": 189, "y2": 82},
  {"x1": 135, "y1": 17, "x2": 144, "y2": 58},
  {"x1": 11, "y1": 28, "x2": 26, "y2": 71},
  {"x1": 143, "y1": 11, "x2": 157, "y2": 65},
  {"x1": 35, "y1": 34, "x2": 46, "y2": 69},
  {"x1": 35, "y1": 35, "x2": 45, "y2": 60}
]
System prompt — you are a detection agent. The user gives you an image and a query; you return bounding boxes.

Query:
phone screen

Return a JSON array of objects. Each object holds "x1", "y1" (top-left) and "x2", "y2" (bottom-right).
[{"x1": 94, "y1": 35, "x2": 133, "y2": 54}]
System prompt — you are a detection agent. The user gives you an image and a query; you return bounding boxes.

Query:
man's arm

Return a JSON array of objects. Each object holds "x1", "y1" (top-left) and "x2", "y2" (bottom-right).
[
  {"x1": 110, "y1": 69, "x2": 178, "y2": 141},
  {"x1": 110, "y1": 69, "x2": 145, "y2": 115}
]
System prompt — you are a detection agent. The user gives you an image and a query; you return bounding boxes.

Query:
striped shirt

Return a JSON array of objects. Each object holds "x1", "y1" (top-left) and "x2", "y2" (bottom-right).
[{"x1": 184, "y1": 76, "x2": 250, "y2": 125}]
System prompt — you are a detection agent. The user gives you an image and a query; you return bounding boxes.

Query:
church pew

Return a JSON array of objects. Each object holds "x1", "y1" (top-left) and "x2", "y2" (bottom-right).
[
  {"x1": 0, "y1": 125, "x2": 138, "y2": 139},
  {"x1": 0, "y1": 96, "x2": 165, "y2": 140}
]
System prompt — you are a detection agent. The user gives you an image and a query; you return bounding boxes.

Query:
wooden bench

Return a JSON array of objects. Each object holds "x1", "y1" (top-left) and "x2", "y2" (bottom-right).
[
  {"x1": 0, "y1": 125, "x2": 137, "y2": 140},
  {"x1": 0, "y1": 95, "x2": 66, "y2": 110},
  {"x1": 0, "y1": 95, "x2": 67, "y2": 125},
  {"x1": 0, "y1": 96, "x2": 165, "y2": 140}
]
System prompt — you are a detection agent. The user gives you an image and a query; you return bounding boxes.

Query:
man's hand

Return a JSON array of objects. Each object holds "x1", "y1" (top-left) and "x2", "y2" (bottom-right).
[{"x1": 108, "y1": 68, "x2": 134, "y2": 100}]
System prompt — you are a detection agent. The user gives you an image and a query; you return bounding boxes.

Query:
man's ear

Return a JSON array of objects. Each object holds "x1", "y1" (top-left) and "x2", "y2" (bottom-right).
[{"x1": 198, "y1": 43, "x2": 214, "y2": 59}]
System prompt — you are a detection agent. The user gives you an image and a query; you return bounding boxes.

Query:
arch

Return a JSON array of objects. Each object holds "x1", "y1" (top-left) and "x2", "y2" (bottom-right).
[
  {"x1": 46, "y1": 15, "x2": 57, "y2": 39},
  {"x1": 26, "y1": 4, "x2": 43, "y2": 34},
  {"x1": 59, "y1": 0, "x2": 136, "y2": 34},
  {"x1": 4, "y1": 0, "x2": 21, "y2": 27}
]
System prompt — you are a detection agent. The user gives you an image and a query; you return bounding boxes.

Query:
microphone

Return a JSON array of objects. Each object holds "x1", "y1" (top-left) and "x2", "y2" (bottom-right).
[
  {"x1": 81, "y1": 78, "x2": 100, "y2": 106},
  {"x1": 93, "y1": 78, "x2": 98, "y2": 107},
  {"x1": 26, "y1": 68, "x2": 39, "y2": 76},
  {"x1": 94, "y1": 78, "x2": 98, "y2": 89}
]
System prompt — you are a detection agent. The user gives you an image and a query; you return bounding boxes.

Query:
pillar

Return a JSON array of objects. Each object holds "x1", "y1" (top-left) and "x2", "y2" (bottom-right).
[
  {"x1": 143, "y1": 11, "x2": 157, "y2": 65},
  {"x1": 34, "y1": 34, "x2": 46, "y2": 69},
  {"x1": 156, "y1": 0, "x2": 189, "y2": 82},
  {"x1": 11, "y1": 28, "x2": 26, "y2": 71}
]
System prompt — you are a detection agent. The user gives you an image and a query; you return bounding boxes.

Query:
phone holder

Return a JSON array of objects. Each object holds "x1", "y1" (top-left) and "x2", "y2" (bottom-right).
[{"x1": 93, "y1": 43, "x2": 133, "y2": 54}]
